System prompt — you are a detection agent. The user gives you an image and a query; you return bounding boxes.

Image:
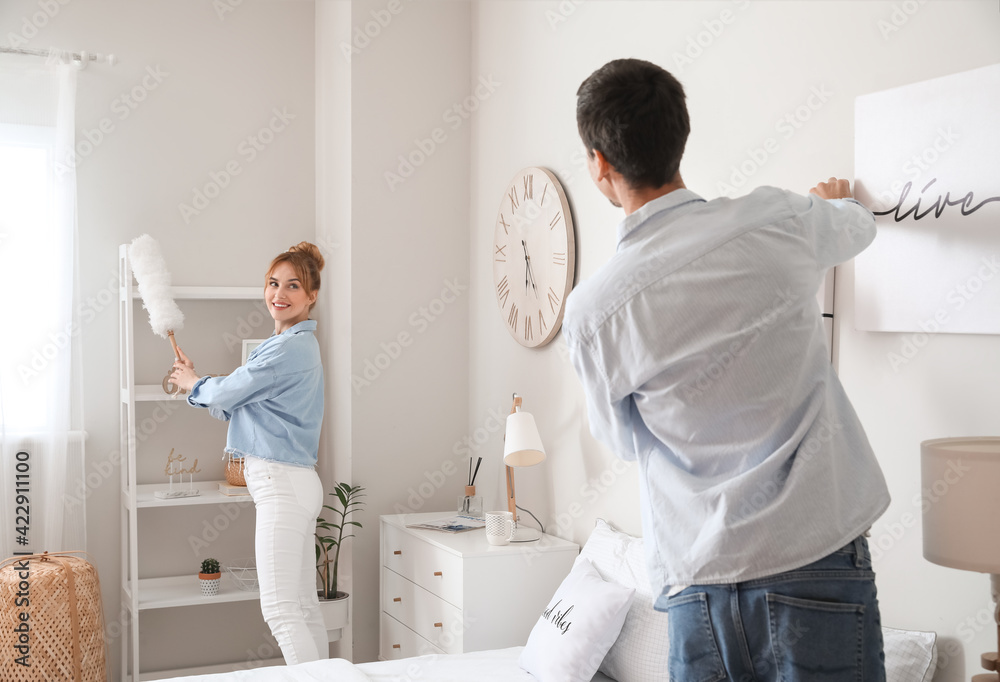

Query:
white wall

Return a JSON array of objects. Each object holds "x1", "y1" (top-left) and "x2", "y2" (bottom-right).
[
  {"x1": 315, "y1": 0, "x2": 355, "y2": 662},
  {"x1": 0, "y1": 0, "x2": 316, "y2": 676},
  {"x1": 467, "y1": 2, "x2": 1000, "y2": 681},
  {"x1": 326, "y1": 0, "x2": 473, "y2": 663}
]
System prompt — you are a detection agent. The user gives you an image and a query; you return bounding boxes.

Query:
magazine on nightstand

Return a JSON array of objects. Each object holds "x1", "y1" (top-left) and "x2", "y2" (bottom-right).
[{"x1": 406, "y1": 514, "x2": 485, "y2": 533}]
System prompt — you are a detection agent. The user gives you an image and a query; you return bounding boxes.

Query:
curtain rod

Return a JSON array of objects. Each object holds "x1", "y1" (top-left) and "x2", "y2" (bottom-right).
[{"x1": 0, "y1": 45, "x2": 117, "y2": 67}]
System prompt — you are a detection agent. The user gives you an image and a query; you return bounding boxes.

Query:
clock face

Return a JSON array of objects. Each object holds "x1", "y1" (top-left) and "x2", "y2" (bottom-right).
[{"x1": 493, "y1": 167, "x2": 575, "y2": 348}]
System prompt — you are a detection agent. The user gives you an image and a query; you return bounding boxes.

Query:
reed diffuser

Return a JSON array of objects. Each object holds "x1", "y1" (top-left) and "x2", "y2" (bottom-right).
[{"x1": 458, "y1": 457, "x2": 484, "y2": 517}]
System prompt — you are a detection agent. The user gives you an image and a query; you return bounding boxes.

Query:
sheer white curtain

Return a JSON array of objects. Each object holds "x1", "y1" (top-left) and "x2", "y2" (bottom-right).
[{"x1": 0, "y1": 54, "x2": 86, "y2": 558}]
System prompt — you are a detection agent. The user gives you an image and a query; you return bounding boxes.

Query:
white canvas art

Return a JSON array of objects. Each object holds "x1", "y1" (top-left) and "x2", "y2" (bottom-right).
[{"x1": 854, "y1": 63, "x2": 1000, "y2": 334}]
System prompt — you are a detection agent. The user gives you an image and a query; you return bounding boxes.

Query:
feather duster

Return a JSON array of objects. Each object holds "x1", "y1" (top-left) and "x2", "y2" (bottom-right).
[{"x1": 128, "y1": 234, "x2": 184, "y2": 356}]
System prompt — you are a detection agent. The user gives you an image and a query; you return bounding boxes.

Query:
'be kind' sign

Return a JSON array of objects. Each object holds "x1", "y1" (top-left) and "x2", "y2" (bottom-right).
[{"x1": 854, "y1": 63, "x2": 1000, "y2": 334}]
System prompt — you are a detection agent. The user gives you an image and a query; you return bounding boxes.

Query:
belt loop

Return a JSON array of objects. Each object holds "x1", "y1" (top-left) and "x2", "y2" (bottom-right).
[{"x1": 852, "y1": 535, "x2": 865, "y2": 568}]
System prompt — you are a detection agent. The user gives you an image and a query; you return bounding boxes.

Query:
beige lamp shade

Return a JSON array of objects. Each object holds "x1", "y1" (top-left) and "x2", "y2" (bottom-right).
[
  {"x1": 504, "y1": 411, "x2": 546, "y2": 468},
  {"x1": 921, "y1": 437, "x2": 1000, "y2": 573}
]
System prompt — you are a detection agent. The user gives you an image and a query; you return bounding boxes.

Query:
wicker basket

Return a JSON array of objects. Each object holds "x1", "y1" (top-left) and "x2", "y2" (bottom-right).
[
  {"x1": 0, "y1": 552, "x2": 107, "y2": 682},
  {"x1": 225, "y1": 456, "x2": 246, "y2": 487}
]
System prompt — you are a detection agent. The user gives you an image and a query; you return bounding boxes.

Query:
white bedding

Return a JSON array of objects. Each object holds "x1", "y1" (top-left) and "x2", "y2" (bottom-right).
[
  {"x1": 160, "y1": 630, "x2": 938, "y2": 682},
  {"x1": 160, "y1": 647, "x2": 613, "y2": 682},
  {"x1": 162, "y1": 657, "x2": 370, "y2": 681},
  {"x1": 358, "y1": 647, "x2": 614, "y2": 682}
]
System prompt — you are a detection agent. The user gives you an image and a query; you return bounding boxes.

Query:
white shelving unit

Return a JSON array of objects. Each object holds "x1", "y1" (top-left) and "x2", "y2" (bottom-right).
[{"x1": 118, "y1": 245, "x2": 273, "y2": 680}]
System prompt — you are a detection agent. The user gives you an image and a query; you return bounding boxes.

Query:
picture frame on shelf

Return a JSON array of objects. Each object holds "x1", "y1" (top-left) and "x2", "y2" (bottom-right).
[{"x1": 242, "y1": 339, "x2": 268, "y2": 365}]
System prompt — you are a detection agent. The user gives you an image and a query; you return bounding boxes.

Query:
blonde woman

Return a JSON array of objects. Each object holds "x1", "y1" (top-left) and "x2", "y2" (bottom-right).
[{"x1": 171, "y1": 242, "x2": 327, "y2": 664}]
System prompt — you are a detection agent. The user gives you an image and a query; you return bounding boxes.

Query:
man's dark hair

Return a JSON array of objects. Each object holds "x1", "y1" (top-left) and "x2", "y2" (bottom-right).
[{"x1": 576, "y1": 59, "x2": 690, "y2": 189}]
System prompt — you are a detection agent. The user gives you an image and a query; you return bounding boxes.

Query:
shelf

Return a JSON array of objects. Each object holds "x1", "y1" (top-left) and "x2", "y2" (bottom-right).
[
  {"x1": 132, "y1": 385, "x2": 191, "y2": 402},
  {"x1": 121, "y1": 246, "x2": 272, "y2": 678},
  {"x1": 137, "y1": 574, "x2": 259, "y2": 610},
  {"x1": 131, "y1": 285, "x2": 261, "y2": 300},
  {"x1": 136, "y1": 481, "x2": 252, "y2": 508}
]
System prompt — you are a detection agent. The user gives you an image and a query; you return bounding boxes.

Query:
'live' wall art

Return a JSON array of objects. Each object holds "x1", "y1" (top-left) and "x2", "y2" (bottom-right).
[{"x1": 854, "y1": 63, "x2": 1000, "y2": 334}]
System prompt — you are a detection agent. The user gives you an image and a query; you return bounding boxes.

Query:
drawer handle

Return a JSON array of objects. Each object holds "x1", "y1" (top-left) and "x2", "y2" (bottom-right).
[
  {"x1": 392, "y1": 644, "x2": 401, "y2": 649},
  {"x1": 393, "y1": 550, "x2": 402, "y2": 555},
  {"x1": 434, "y1": 622, "x2": 443, "y2": 628},
  {"x1": 393, "y1": 597, "x2": 402, "y2": 603},
  {"x1": 433, "y1": 571, "x2": 443, "y2": 577}
]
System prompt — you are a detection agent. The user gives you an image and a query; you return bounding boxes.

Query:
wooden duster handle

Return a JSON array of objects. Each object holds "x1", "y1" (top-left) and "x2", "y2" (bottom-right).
[{"x1": 167, "y1": 330, "x2": 180, "y2": 359}]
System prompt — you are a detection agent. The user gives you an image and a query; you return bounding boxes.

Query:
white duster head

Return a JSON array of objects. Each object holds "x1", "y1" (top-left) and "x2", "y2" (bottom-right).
[{"x1": 128, "y1": 234, "x2": 184, "y2": 338}]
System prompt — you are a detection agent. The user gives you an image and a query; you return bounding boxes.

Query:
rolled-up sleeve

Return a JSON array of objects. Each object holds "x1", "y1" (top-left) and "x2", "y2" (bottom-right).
[{"x1": 785, "y1": 191, "x2": 877, "y2": 269}]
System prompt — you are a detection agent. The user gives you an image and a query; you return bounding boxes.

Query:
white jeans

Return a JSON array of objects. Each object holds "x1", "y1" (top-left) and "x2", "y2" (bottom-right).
[{"x1": 243, "y1": 455, "x2": 327, "y2": 665}]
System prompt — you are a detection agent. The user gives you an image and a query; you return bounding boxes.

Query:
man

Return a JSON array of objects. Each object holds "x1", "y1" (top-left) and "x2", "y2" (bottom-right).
[{"x1": 563, "y1": 58, "x2": 890, "y2": 681}]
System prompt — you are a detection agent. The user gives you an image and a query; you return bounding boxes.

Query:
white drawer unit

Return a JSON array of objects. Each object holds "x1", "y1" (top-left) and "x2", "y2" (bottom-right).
[{"x1": 379, "y1": 513, "x2": 579, "y2": 660}]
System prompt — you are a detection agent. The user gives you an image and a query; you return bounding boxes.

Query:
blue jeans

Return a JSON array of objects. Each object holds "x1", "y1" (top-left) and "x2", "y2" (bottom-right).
[{"x1": 655, "y1": 536, "x2": 885, "y2": 682}]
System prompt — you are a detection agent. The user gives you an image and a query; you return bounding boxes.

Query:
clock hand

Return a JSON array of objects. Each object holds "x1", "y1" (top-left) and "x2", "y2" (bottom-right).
[
  {"x1": 522, "y1": 240, "x2": 539, "y2": 298},
  {"x1": 522, "y1": 240, "x2": 531, "y2": 295}
]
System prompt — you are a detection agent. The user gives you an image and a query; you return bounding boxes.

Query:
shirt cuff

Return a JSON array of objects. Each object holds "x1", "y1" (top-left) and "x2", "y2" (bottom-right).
[
  {"x1": 186, "y1": 375, "x2": 212, "y2": 407},
  {"x1": 840, "y1": 197, "x2": 875, "y2": 220}
]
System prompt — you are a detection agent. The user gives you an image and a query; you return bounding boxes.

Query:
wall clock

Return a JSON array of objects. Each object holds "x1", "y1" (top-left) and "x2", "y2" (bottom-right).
[{"x1": 493, "y1": 167, "x2": 575, "y2": 348}]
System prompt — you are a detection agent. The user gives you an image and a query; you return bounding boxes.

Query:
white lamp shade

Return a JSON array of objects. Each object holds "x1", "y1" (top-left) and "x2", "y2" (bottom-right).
[
  {"x1": 921, "y1": 437, "x2": 1000, "y2": 573},
  {"x1": 504, "y1": 411, "x2": 546, "y2": 467}
]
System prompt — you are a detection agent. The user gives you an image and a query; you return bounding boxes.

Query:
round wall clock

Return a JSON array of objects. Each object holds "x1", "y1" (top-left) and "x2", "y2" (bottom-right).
[{"x1": 493, "y1": 167, "x2": 575, "y2": 348}]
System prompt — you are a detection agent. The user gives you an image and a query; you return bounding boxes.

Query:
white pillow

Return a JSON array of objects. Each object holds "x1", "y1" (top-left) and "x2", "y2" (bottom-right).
[
  {"x1": 579, "y1": 519, "x2": 668, "y2": 682},
  {"x1": 519, "y1": 557, "x2": 635, "y2": 682},
  {"x1": 883, "y1": 626, "x2": 938, "y2": 682}
]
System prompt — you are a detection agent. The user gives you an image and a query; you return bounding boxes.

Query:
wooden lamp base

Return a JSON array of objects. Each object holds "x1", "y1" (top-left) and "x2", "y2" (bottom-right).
[
  {"x1": 973, "y1": 603, "x2": 1000, "y2": 682},
  {"x1": 974, "y1": 651, "x2": 1000, "y2": 681}
]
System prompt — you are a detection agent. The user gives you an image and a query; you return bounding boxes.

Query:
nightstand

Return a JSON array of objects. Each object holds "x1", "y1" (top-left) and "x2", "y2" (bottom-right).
[{"x1": 379, "y1": 512, "x2": 579, "y2": 660}]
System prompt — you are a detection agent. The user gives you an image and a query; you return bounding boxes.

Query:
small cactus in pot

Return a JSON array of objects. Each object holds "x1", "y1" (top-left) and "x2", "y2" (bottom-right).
[{"x1": 199, "y1": 558, "x2": 222, "y2": 597}]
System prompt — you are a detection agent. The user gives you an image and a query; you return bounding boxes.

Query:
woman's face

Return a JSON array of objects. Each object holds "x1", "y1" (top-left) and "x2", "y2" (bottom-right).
[{"x1": 265, "y1": 261, "x2": 317, "y2": 333}]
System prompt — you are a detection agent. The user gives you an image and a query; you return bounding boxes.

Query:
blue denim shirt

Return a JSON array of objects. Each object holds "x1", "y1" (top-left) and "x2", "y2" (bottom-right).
[
  {"x1": 563, "y1": 187, "x2": 890, "y2": 590},
  {"x1": 187, "y1": 320, "x2": 323, "y2": 468}
]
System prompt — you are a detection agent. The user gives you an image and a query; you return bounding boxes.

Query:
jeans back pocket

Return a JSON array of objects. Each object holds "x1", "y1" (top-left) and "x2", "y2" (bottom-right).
[
  {"x1": 664, "y1": 592, "x2": 727, "y2": 682},
  {"x1": 766, "y1": 592, "x2": 864, "y2": 682}
]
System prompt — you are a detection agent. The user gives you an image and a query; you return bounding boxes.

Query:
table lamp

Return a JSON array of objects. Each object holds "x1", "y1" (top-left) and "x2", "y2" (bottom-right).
[
  {"x1": 921, "y1": 436, "x2": 1000, "y2": 682},
  {"x1": 504, "y1": 393, "x2": 546, "y2": 542}
]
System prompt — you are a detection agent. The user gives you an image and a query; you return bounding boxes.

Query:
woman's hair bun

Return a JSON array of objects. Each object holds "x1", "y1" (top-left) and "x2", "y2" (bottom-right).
[{"x1": 288, "y1": 241, "x2": 325, "y2": 272}]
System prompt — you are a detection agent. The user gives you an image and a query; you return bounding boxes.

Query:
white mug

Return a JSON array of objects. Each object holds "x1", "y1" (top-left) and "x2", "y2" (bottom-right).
[{"x1": 485, "y1": 510, "x2": 515, "y2": 546}]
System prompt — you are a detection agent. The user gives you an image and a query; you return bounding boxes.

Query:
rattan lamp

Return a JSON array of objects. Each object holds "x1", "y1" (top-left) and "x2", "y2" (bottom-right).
[
  {"x1": 504, "y1": 393, "x2": 546, "y2": 542},
  {"x1": 921, "y1": 437, "x2": 1000, "y2": 682}
]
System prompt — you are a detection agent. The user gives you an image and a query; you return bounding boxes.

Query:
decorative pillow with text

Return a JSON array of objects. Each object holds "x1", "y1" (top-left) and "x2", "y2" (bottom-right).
[{"x1": 519, "y1": 557, "x2": 635, "y2": 682}]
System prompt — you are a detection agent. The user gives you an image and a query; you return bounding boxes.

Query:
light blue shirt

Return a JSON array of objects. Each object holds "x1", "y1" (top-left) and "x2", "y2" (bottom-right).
[
  {"x1": 187, "y1": 320, "x2": 323, "y2": 468},
  {"x1": 563, "y1": 187, "x2": 890, "y2": 590}
]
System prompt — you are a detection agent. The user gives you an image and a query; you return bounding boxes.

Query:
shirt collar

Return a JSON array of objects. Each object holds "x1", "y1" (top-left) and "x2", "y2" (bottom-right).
[
  {"x1": 616, "y1": 189, "x2": 706, "y2": 246},
  {"x1": 276, "y1": 319, "x2": 317, "y2": 336}
]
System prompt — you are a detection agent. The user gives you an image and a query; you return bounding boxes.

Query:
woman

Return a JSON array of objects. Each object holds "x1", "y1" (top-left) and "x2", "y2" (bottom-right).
[{"x1": 170, "y1": 242, "x2": 327, "y2": 665}]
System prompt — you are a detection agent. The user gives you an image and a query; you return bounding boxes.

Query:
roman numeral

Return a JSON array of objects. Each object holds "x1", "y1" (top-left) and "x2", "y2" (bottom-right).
[
  {"x1": 508, "y1": 303, "x2": 519, "y2": 332},
  {"x1": 547, "y1": 287, "x2": 561, "y2": 315},
  {"x1": 509, "y1": 187, "x2": 519, "y2": 213},
  {"x1": 538, "y1": 309, "x2": 548, "y2": 335},
  {"x1": 497, "y1": 276, "x2": 510, "y2": 308},
  {"x1": 549, "y1": 212, "x2": 562, "y2": 229},
  {"x1": 499, "y1": 214, "x2": 509, "y2": 236},
  {"x1": 524, "y1": 314, "x2": 533, "y2": 342},
  {"x1": 522, "y1": 174, "x2": 533, "y2": 201},
  {"x1": 495, "y1": 243, "x2": 507, "y2": 262},
  {"x1": 553, "y1": 252, "x2": 566, "y2": 266},
  {"x1": 540, "y1": 183, "x2": 549, "y2": 206}
]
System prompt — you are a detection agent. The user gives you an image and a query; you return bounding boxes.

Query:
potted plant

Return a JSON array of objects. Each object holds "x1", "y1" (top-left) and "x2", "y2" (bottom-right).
[
  {"x1": 199, "y1": 558, "x2": 221, "y2": 597},
  {"x1": 315, "y1": 482, "x2": 365, "y2": 641}
]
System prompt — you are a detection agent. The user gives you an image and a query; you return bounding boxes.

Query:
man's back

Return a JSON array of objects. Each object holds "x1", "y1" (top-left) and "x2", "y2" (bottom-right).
[{"x1": 563, "y1": 185, "x2": 890, "y2": 588}]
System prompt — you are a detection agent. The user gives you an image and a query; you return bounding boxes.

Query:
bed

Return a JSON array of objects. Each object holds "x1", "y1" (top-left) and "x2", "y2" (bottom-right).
[{"x1": 162, "y1": 521, "x2": 939, "y2": 682}]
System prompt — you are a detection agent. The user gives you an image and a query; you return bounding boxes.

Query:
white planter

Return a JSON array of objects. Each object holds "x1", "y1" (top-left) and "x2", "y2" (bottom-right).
[
  {"x1": 199, "y1": 575, "x2": 221, "y2": 597},
  {"x1": 317, "y1": 591, "x2": 349, "y2": 642}
]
